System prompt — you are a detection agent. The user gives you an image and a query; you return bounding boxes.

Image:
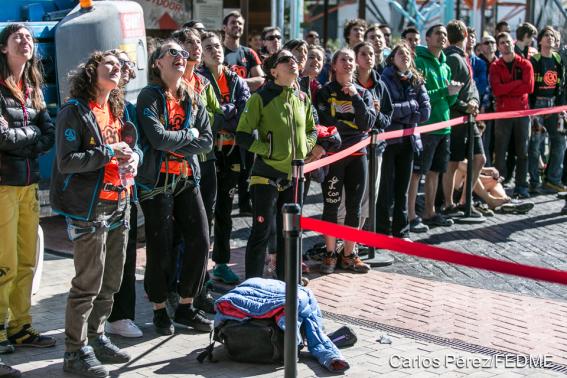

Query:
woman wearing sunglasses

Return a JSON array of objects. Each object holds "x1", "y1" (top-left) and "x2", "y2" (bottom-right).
[
  {"x1": 136, "y1": 40, "x2": 213, "y2": 335},
  {"x1": 0, "y1": 23, "x2": 55, "y2": 371},
  {"x1": 51, "y1": 50, "x2": 142, "y2": 376},
  {"x1": 316, "y1": 47, "x2": 377, "y2": 274},
  {"x1": 236, "y1": 49, "x2": 317, "y2": 280}
]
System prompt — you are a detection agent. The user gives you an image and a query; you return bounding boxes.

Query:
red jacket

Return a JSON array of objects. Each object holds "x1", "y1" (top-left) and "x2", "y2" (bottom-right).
[{"x1": 489, "y1": 54, "x2": 534, "y2": 112}]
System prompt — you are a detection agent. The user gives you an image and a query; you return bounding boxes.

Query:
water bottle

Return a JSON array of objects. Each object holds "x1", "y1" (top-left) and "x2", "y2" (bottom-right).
[{"x1": 119, "y1": 165, "x2": 135, "y2": 188}]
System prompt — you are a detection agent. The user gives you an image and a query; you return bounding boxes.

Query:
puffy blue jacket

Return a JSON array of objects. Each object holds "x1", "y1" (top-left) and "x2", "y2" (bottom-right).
[
  {"x1": 214, "y1": 278, "x2": 347, "y2": 372},
  {"x1": 380, "y1": 65, "x2": 431, "y2": 149}
]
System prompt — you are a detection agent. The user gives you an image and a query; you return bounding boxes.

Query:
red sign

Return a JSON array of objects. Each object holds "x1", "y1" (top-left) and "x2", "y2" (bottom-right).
[{"x1": 120, "y1": 12, "x2": 145, "y2": 39}]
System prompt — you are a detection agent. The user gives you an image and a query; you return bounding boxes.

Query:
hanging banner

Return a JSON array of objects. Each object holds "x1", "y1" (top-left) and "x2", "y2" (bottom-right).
[
  {"x1": 193, "y1": 0, "x2": 223, "y2": 30},
  {"x1": 136, "y1": 0, "x2": 192, "y2": 30}
]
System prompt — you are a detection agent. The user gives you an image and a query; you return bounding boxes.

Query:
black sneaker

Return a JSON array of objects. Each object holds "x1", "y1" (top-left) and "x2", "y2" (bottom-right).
[
  {"x1": 173, "y1": 304, "x2": 213, "y2": 332},
  {"x1": 89, "y1": 335, "x2": 130, "y2": 364},
  {"x1": 442, "y1": 204, "x2": 464, "y2": 218},
  {"x1": 8, "y1": 324, "x2": 55, "y2": 348},
  {"x1": 193, "y1": 288, "x2": 216, "y2": 314},
  {"x1": 422, "y1": 214, "x2": 454, "y2": 227},
  {"x1": 0, "y1": 362, "x2": 21, "y2": 378},
  {"x1": 63, "y1": 346, "x2": 109, "y2": 378},
  {"x1": 153, "y1": 308, "x2": 174, "y2": 335},
  {"x1": 409, "y1": 217, "x2": 429, "y2": 233}
]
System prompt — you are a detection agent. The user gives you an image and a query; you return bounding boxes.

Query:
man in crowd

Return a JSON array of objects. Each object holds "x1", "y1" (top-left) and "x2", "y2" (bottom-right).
[
  {"x1": 306, "y1": 30, "x2": 320, "y2": 46},
  {"x1": 489, "y1": 31, "x2": 534, "y2": 198},
  {"x1": 402, "y1": 26, "x2": 421, "y2": 52},
  {"x1": 260, "y1": 26, "x2": 282, "y2": 62},
  {"x1": 378, "y1": 24, "x2": 392, "y2": 48},
  {"x1": 409, "y1": 24, "x2": 462, "y2": 231},
  {"x1": 222, "y1": 10, "x2": 265, "y2": 215},
  {"x1": 442, "y1": 20, "x2": 485, "y2": 217},
  {"x1": 365, "y1": 24, "x2": 387, "y2": 73},
  {"x1": 528, "y1": 26, "x2": 566, "y2": 193},
  {"x1": 344, "y1": 18, "x2": 367, "y2": 48},
  {"x1": 515, "y1": 22, "x2": 538, "y2": 59}
]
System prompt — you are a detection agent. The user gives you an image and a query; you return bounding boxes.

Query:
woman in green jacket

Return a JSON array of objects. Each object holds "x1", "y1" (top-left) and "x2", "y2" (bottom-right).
[{"x1": 236, "y1": 49, "x2": 317, "y2": 280}]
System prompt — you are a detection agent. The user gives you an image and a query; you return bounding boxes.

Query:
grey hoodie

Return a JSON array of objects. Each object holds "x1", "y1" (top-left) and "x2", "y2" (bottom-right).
[{"x1": 444, "y1": 45, "x2": 479, "y2": 118}]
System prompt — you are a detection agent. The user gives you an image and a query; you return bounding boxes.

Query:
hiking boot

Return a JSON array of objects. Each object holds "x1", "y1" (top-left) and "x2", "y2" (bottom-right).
[
  {"x1": 63, "y1": 346, "x2": 109, "y2": 378},
  {"x1": 339, "y1": 253, "x2": 370, "y2": 273},
  {"x1": 8, "y1": 325, "x2": 55, "y2": 348},
  {"x1": 474, "y1": 202, "x2": 494, "y2": 217},
  {"x1": 89, "y1": 335, "x2": 130, "y2": 364},
  {"x1": 455, "y1": 204, "x2": 483, "y2": 218},
  {"x1": 0, "y1": 362, "x2": 21, "y2": 378},
  {"x1": 193, "y1": 288, "x2": 216, "y2": 314},
  {"x1": 212, "y1": 264, "x2": 240, "y2": 284},
  {"x1": 153, "y1": 308, "x2": 174, "y2": 335},
  {"x1": 442, "y1": 204, "x2": 464, "y2": 218},
  {"x1": 543, "y1": 181, "x2": 567, "y2": 193},
  {"x1": 409, "y1": 217, "x2": 429, "y2": 233},
  {"x1": 174, "y1": 304, "x2": 213, "y2": 332},
  {"x1": 319, "y1": 252, "x2": 337, "y2": 274},
  {"x1": 0, "y1": 329, "x2": 14, "y2": 355},
  {"x1": 422, "y1": 214, "x2": 454, "y2": 227},
  {"x1": 105, "y1": 319, "x2": 143, "y2": 338}
]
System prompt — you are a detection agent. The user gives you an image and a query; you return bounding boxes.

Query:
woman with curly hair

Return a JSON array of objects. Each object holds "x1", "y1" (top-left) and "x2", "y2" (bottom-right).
[
  {"x1": 50, "y1": 50, "x2": 142, "y2": 377},
  {"x1": 136, "y1": 39, "x2": 213, "y2": 335},
  {"x1": 0, "y1": 23, "x2": 55, "y2": 374}
]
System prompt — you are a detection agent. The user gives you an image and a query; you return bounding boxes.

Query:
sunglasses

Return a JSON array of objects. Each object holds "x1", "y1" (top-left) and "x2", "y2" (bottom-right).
[
  {"x1": 119, "y1": 59, "x2": 135, "y2": 70},
  {"x1": 274, "y1": 55, "x2": 298, "y2": 66},
  {"x1": 160, "y1": 48, "x2": 190, "y2": 59},
  {"x1": 483, "y1": 41, "x2": 496, "y2": 45},
  {"x1": 265, "y1": 35, "x2": 282, "y2": 41},
  {"x1": 307, "y1": 34, "x2": 319, "y2": 38}
]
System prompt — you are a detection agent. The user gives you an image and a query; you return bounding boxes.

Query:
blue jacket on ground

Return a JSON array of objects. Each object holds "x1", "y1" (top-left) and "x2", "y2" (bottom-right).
[{"x1": 214, "y1": 278, "x2": 347, "y2": 372}]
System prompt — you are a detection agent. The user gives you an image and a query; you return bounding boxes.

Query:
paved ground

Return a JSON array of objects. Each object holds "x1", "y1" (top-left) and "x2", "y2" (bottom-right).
[
  {"x1": 2, "y1": 254, "x2": 564, "y2": 377},
  {"x1": 28, "y1": 185, "x2": 567, "y2": 376}
]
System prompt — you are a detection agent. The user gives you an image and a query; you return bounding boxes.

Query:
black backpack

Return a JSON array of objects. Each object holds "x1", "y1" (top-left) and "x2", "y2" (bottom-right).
[{"x1": 197, "y1": 318, "x2": 285, "y2": 364}]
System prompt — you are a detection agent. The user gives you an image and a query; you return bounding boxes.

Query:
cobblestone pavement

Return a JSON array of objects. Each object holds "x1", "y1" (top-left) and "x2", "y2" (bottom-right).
[
  {"x1": 3, "y1": 254, "x2": 564, "y2": 377},
  {"x1": 229, "y1": 186, "x2": 567, "y2": 301}
]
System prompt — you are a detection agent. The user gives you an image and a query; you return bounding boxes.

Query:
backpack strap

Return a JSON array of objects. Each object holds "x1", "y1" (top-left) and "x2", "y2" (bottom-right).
[{"x1": 197, "y1": 330, "x2": 218, "y2": 363}]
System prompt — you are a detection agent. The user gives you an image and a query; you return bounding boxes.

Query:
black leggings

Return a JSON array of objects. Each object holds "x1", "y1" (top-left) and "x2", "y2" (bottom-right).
[
  {"x1": 141, "y1": 179, "x2": 209, "y2": 303},
  {"x1": 322, "y1": 154, "x2": 368, "y2": 228},
  {"x1": 245, "y1": 183, "x2": 294, "y2": 280},
  {"x1": 376, "y1": 141, "x2": 414, "y2": 238}
]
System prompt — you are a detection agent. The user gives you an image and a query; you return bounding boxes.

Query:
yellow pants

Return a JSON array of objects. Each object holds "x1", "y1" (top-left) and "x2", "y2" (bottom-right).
[{"x1": 0, "y1": 184, "x2": 39, "y2": 333}]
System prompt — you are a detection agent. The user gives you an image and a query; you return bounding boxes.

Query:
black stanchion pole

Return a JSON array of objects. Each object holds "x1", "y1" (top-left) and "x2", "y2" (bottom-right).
[
  {"x1": 291, "y1": 160, "x2": 304, "y2": 283},
  {"x1": 283, "y1": 203, "x2": 301, "y2": 378},
  {"x1": 457, "y1": 114, "x2": 485, "y2": 224},
  {"x1": 363, "y1": 129, "x2": 394, "y2": 267}
]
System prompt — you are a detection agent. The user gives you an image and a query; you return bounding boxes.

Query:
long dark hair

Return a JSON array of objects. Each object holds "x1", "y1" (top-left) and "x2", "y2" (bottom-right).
[
  {"x1": 386, "y1": 42, "x2": 424, "y2": 87},
  {"x1": 0, "y1": 23, "x2": 45, "y2": 110},
  {"x1": 68, "y1": 50, "x2": 124, "y2": 118}
]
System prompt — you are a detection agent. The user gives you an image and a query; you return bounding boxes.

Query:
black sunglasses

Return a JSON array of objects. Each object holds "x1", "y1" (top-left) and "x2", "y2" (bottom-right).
[
  {"x1": 483, "y1": 40, "x2": 496, "y2": 45},
  {"x1": 265, "y1": 35, "x2": 282, "y2": 41},
  {"x1": 274, "y1": 55, "x2": 298, "y2": 66},
  {"x1": 160, "y1": 48, "x2": 190, "y2": 59},
  {"x1": 119, "y1": 58, "x2": 135, "y2": 70}
]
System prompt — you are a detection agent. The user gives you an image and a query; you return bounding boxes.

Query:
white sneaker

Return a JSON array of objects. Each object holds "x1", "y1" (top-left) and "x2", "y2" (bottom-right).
[{"x1": 105, "y1": 319, "x2": 143, "y2": 338}]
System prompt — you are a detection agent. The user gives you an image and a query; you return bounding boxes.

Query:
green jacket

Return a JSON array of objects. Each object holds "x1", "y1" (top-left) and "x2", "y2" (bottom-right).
[
  {"x1": 236, "y1": 81, "x2": 317, "y2": 179},
  {"x1": 414, "y1": 46, "x2": 457, "y2": 135}
]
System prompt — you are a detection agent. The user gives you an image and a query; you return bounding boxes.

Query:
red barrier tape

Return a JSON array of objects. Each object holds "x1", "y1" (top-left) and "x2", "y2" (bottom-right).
[
  {"x1": 476, "y1": 105, "x2": 567, "y2": 121},
  {"x1": 301, "y1": 216, "x2": 567, "y2": 286},
  {"x1": 304, "y1": 138, "x2": 370, "y2": 173},
  {"x1": 305, "y1": 105, "x2": 567, "y2": 174}
]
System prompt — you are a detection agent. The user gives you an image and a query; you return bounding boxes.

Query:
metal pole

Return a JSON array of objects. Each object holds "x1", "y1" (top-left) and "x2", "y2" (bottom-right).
[
  {"x1": 277, "y1": 0, "x2": 285, "y2": 38},
  {"x1": 283, "y1": 203, "x2": 301, "y2": 378},
  {"x1": 292, "y1": 160, "x2": 305, "y2": 283},
  {"x1": 359, "y1": 0, "x2": 366, "y2": 19},
  {"x1": 455, "y1": 115, "x2": 486, "y2": 224},
  {"x1": 362, "y1": 130, "x2": 394, "y2": 267},
  {"x1": 465, "y1": 115, "x2": 475, "y2": 217},
  {"x1": 367, "y1": 129, "x2": 378, "y2": 260}
]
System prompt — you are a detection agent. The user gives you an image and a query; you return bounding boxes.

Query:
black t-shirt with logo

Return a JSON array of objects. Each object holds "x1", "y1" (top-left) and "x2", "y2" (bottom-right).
[
  {"x1": 224, "y1": 45, "x2": 262, "y2": 79},
  {"x1": 531, "y1": 55, "x2": 560, "y2": 99}
]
